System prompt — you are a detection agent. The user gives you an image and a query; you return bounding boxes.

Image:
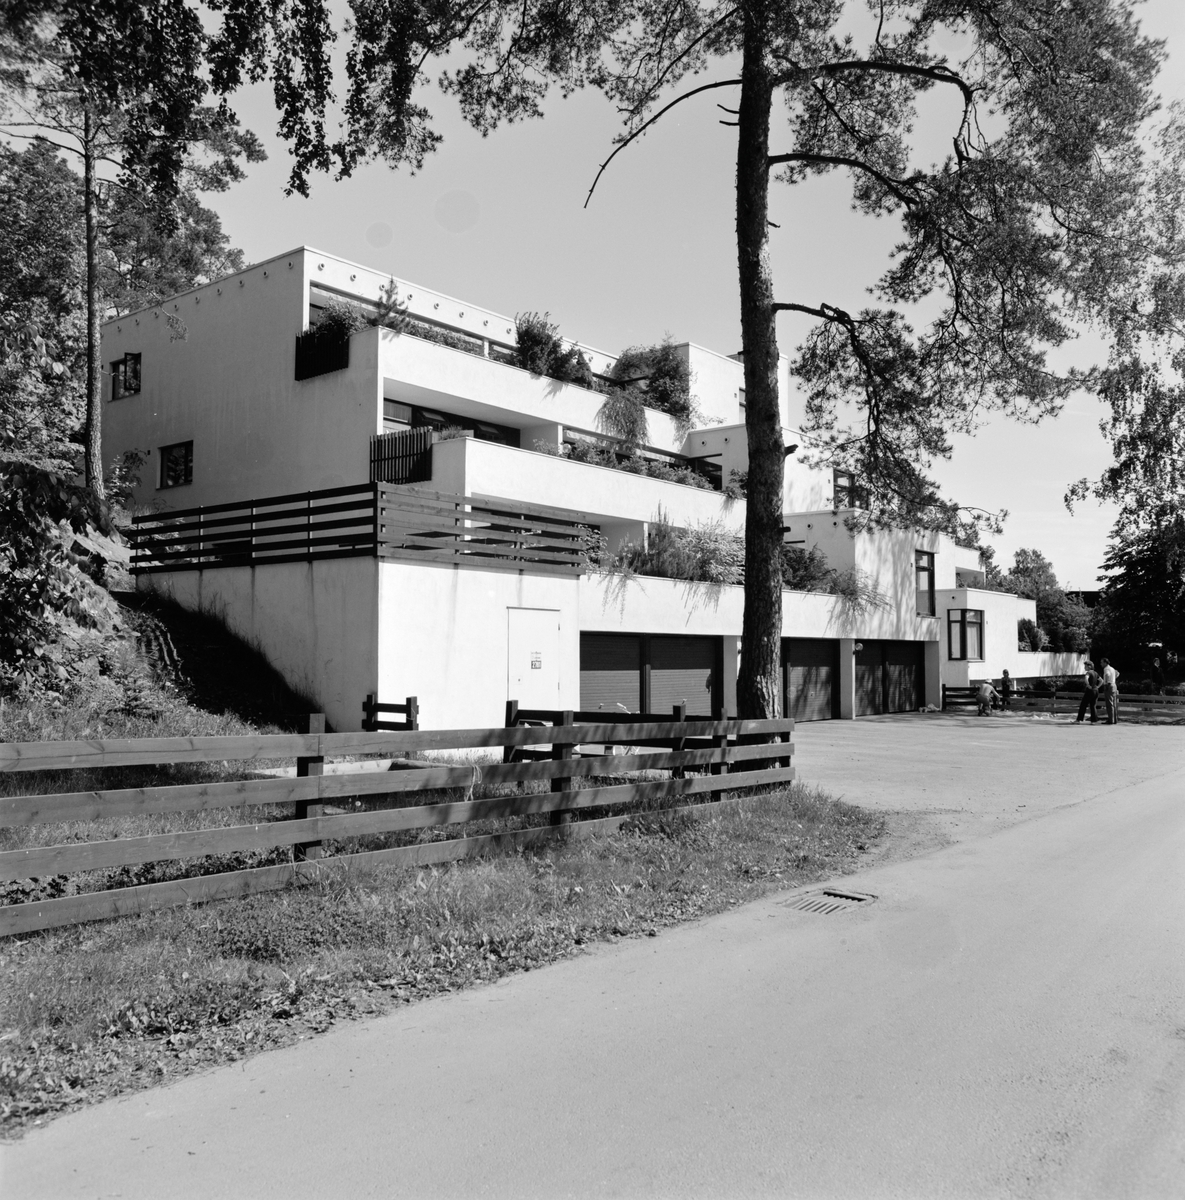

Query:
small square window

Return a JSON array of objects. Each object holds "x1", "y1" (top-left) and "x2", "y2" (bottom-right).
[
  {"x1": 159, "y1": 441, "x2": 193, "y2": 489},
  {"x1": 112, "y1": 353, "x2": 142, "y2": 399}
]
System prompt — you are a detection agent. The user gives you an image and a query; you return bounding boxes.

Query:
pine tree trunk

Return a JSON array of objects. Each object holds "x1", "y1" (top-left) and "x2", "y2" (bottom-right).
[
  {"x1": 735, "y1": 7, "x2": 783, "y2": 721},
  {"x1": 83, "y1": 107, "x2": 105, "y2": 503}
]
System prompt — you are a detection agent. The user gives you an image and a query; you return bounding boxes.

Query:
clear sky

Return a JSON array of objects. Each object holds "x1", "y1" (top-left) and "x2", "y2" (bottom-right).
[{"x1": 206, "y1": 0, "x2": 1185, "y2": 592}]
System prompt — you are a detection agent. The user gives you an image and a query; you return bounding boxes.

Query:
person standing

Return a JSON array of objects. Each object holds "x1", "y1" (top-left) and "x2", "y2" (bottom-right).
[
  {"x1": 1077, "y1": 661, "x2": 1100, "y2": 723},
  {"x1": 1100, "y1": 658, "x2": 1120, "y2": 724},
  {"x1": 1151, "y1": 656, "x2": 1165, "y2": 695},
  {"x1": 999, "y1": 669, "x2": 1014, "y2": 711}
]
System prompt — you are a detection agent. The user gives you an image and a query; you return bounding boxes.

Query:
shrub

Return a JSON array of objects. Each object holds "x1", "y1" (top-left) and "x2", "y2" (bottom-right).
[
  {"x1": 781, "y1": 544, "x2": 832, "y2": 591},
  {"x1": 511, "y1": 312, "x2": 596, "y2": 388},
  {"x1": 609, "y1": 339, "x2": 692, "y2": 429},
  {"x1": 597, "y1": 387, "x2": 650, "y2": 449},
  {"x1": 1018, "y1": 618, "x2": 1045, "y2": 651},
  {"x1": 615, "y1": 511, "x2": 744, "y2": 586},
  {"x1": 0, "y1": 463, "x2": 120, "y2": 696},
  {"x1": 314, "y1": 299, "x2": 366, "y2": 340}
]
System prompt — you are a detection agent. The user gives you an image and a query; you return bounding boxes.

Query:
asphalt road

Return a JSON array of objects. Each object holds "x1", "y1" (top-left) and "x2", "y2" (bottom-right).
[{"x1": 3, "y1": 718, "x2": 1183, "y2": 1199}]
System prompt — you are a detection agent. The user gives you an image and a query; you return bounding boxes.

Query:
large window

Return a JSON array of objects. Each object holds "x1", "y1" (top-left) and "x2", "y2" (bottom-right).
[
  {"x1": 111, "y1": 352, "x2": 141, "y2": 399},
  {"x1": 915, "y1": 550, "x2": 935, "y2": 616},
  {"x1": 948, "y1": 609, "x2": 984, "y2": 660},
  {"x1": 159, "y1": 441, "x2": 193, "y2": 489}
]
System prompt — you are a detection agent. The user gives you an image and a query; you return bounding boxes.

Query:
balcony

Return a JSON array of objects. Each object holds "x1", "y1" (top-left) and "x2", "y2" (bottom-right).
[{"x1": 379, "y1": 434, "x2": 745, "y2": 538}]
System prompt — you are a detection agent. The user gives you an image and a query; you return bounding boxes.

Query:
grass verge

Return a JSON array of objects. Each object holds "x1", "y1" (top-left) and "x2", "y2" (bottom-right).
[{"x1": 0, "y1": 783, "x2": 883, "y2": 1137}]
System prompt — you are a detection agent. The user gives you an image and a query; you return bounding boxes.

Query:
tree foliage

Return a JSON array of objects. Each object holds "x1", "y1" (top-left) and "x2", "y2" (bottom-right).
[
  {"x1": 0, "y1": 139, "x2": 85, "y2": 473},
  {"x1": 1003, "y1": 548, "x2": 1090, "y2": 653},
  {"x1": 1069, "y1": 350, "x2": 1185, "y2": 662}
]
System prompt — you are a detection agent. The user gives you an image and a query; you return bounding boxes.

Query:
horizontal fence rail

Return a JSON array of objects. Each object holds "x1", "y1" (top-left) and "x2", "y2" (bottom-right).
[
  {"x1": 941, "y1": 684, "x2": 1185, "y2": 717},
  {"x1": 0, "y1": 716, "x2": 795, "y2": 936},
  {"x1": 129, "y1": 484, "x2": 596, "y2": 576},
  {"x1": 376, "y1": 486, "x2": 593, "y2": 576}
]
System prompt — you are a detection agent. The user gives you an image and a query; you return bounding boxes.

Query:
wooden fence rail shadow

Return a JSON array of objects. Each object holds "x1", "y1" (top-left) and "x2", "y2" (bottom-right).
[{"x1": 0, "y1": 715, "x2": 795, "y2": 937}]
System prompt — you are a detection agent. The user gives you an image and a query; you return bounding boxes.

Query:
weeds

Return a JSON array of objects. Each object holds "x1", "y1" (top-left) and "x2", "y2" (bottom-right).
[{"x1": 0, "y1": 783, "x2": 883, "y2": 1134}]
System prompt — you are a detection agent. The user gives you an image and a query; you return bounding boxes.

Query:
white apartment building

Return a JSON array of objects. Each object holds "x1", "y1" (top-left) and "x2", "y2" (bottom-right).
[{"x1": 101, "y1": 247, "x2": 1078, "y2": 731}]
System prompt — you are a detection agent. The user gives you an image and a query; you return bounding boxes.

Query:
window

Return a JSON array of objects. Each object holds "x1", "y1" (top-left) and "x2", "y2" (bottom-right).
[
  {"x1": 738, "y1": 387, "x2": 746, "y2": 412},
  {"x1": 833, "y1": 469, "x2": 870, "y2": 509},
  {"x1": 383, "y1": 399, "x2": 412, "y2": 429},
  {"x1": 948, "y1": 609, "x2": 984, "y2": 660},
  {"x1": 915, "y1": 550, "x2": 935, "y2": 616},
  {"x1": 159, "y1": 441, "x2": 193, "y2": 489},
  {"x1": 111, "y1": 353, "x2": 142, "y2": 399}
]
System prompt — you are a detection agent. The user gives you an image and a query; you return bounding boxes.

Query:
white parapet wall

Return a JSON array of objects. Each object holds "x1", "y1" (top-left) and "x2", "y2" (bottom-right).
[{"x1": 139, "y1": 557, "x2": 380, "y2": 732}]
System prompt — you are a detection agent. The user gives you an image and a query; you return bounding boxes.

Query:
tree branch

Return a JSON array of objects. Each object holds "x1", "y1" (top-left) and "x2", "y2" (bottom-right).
[
  {"x1": 766, "y1": 151, "x2": 918, "y2": 206},
  {"x1": 585, "y1": 79, "x2": 741, "y2": 207}
]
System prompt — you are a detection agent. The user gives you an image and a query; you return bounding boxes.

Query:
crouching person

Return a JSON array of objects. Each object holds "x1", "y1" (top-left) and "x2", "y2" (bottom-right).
[{"x1": 976, "y1": 679, "x2": 1000, "y2": 716}]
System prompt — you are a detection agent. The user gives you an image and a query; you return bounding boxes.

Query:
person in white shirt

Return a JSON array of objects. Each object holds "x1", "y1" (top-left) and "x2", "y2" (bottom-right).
[{"x1": 1099, "y1": 658, "x2": 1120, "y2": 724}]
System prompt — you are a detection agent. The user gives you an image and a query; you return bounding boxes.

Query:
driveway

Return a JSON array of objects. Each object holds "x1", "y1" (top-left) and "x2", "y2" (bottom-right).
[{"x1": 2, "y1": 717, "x2": 1182, "y2": 1199}]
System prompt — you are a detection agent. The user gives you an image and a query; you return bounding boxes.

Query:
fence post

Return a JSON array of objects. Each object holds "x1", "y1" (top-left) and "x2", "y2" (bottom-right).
[
  {"x1": 941, "y1": 684, "x2": 948, "y2": 712},
  {"x1": 550, "y1": 709, "x2": 574, "y2": 831},
  {"x1": 503, "y1": 699, "x2": 519, "y2": 765},
  {"x1": 362, "y1": 693, "x2": 376, "y2": 732},
  {"x1": 405, "y1": 695, "x2": 419, "y2": 731},
  {"x1": 294, "y1": 713, "x2": 325, "y2": 861},
  {"x1": 671, "y1": 702, "x2": 687, "y2": 779},
  {"x1": 305, "y1": 492, "x2": 312, "y2": 560}
]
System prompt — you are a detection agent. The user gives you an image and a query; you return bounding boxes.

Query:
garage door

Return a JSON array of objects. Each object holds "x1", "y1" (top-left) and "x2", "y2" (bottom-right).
[
  {"x1": 855, "y1": 640, "x2": 926, "y2": 715},
  {"x1": 650, "y1": 636, "x2": 718, "y2": 716},
  {"x1": 579, "y1": 634, "x2": 641, "y2": 714},
  {"x1": 884, "y1": 641, "x2": 924, "y2": 713},
  {"x1": 579, "y1": 634, "x2": 720, "y2": 715},
  {"x1": 783, "y1": 638, "x2": 838, "y2": 721}
]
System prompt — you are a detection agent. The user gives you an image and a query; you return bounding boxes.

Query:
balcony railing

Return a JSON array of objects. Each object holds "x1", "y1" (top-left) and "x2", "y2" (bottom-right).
[
  {"x1": 371, "y1": 427, "x2": 433, "y2": 484},
  {"x1": 129, "y1": 484, "x2": 594, "y2": 578}
]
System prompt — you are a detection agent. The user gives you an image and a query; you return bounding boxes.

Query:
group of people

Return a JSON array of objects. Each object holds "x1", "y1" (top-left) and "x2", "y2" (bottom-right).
[
  {"x1": 1076, "y1": 658, "x2": 1121, "y2": 725},
  {"x1": 972, "y1": 659, "x2": 1122, "y2": 723}
]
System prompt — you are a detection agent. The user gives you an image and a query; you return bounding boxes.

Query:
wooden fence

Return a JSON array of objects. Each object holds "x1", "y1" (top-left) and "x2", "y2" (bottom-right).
[
  {"x1": 362, "y1": 693, "x2": 419, "y2": 731},
  {"x1": 942, "y1": 684, "x2": 1185, "y2": 718},
  {"x1": 0, "y1": 716, "x2": 794, "y2": 937},
  {"x1": 371, "y1": 427, "x2": 433, "y2": 485},
  {"x1": 129, "y1": 484, "x2": 595, "y2": 577}
]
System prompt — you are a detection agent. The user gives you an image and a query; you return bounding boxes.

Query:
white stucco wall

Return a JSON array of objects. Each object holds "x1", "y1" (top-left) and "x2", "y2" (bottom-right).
[
  {"x1": 139, "y1": 556, "x2": 380, "y2": 732},
  {"x1": 937, "y1": 587, "x2": 1085, "y2": 685},
  {"x1": 377, "y1": 561, "x2": 581, "y2": 731},
  {"x1": 102, "y1": 250, "x2": 382, "y2": 511},
  {"x1": 429, "y1": 436, "x2": 746, "y2": 535}
]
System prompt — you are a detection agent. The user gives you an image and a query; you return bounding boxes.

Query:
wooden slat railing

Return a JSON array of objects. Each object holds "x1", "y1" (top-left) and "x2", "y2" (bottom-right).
[
  {"x1": 129, "y1": 484, "x2": 597, "y2": 576},
  {"x1": 371, "y1": 427, "x2": 433, "y2": 484},
  {"x1": 362, "y1": 693, "x2": 419, "y2": 731},
  {"x1": 0, "y1": 715, "x2": 795, "y2": 936}
]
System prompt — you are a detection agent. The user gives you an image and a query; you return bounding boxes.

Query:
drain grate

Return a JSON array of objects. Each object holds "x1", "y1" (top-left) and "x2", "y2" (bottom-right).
[{"x1": 782, "y1": 888, "x2": 876, "y2": 915}]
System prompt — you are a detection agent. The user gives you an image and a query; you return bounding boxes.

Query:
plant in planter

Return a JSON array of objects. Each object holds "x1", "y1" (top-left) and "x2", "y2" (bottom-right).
[
  {"x1": 609, "y1": 338, "x2": 693, "y2": 431},
  {"x1": 514, "y1": 312, "x2": 595, "y2": 388}
]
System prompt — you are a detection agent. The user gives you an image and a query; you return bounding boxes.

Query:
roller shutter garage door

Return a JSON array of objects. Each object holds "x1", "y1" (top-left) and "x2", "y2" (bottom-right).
[
  {"x1": 884, "y1": 641, "x2": 924, "y2": 712},
  {"x1": 854, "y1": 640, "x2": 925, "y2": 715},
  {"x1": 782, "y1": 638, "x2": 838, "y2": 721},
  {"x1": 649, "y1": 636, "x2": 719, "y2": 716},
  {"x1": 579, "y1": 634, "x2": 641, "y2": 714}
]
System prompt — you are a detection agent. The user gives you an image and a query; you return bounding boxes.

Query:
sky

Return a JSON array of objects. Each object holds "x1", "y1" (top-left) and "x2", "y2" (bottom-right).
[{"x1": 204, "y1": 0, "x2": 1185, "y2": 593}]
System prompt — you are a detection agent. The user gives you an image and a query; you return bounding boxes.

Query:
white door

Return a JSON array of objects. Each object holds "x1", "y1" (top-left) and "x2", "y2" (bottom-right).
[{"x1": 507, "y1": 608, "x2": 562, "y2": 711}]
